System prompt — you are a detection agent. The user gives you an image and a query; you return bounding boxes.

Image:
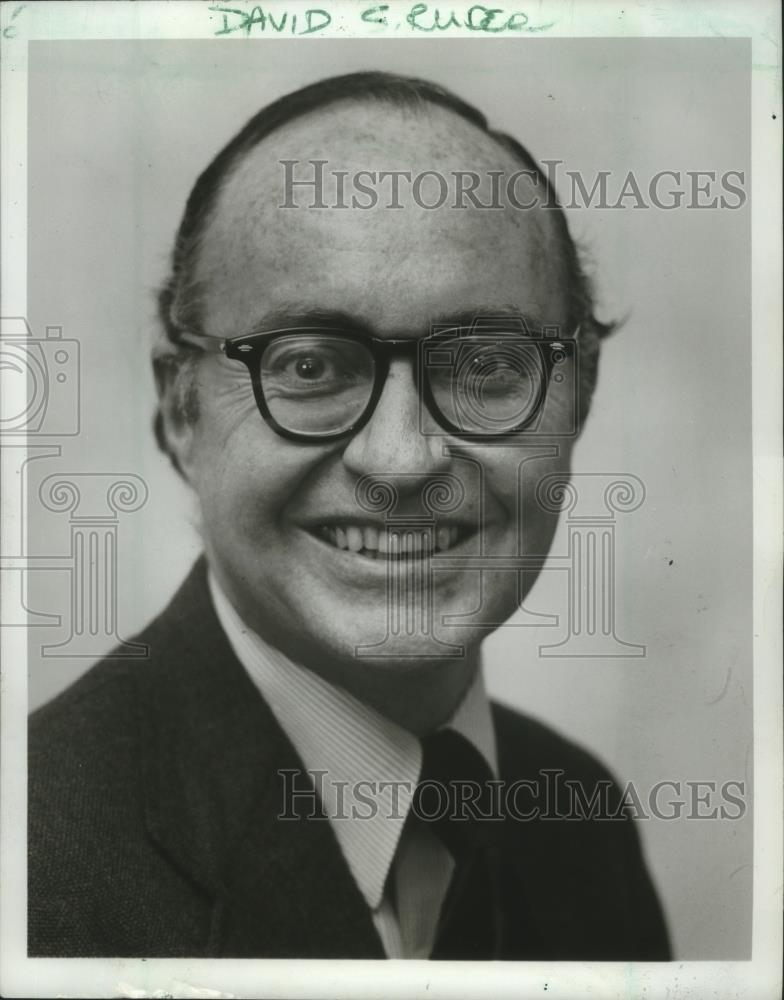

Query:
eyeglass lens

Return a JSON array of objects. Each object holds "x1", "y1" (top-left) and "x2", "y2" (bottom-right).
[
  {"x1": 258, "y1": 331, "x2": 547, "y2": 436},
  {"x1": 423, "y1": 334, "x2": 545, "y2": 434},
  {"x1": 261, "y1": 334, "x2": 376, "y2": 435}
]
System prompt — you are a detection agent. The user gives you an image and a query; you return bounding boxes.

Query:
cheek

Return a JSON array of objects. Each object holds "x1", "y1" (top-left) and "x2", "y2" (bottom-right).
[
  {"x1": 195, "y1": 438, "x2": 283, "y2": 533},
  {"x1": 483, "y1": 444, "x2": 573, "y2": 546},
  {"x1": 186, "y1": 371, "x2": 279, "y2": 514},
  {"x1": 188, "y1": 410, "x2": 336, "y2": 545}
]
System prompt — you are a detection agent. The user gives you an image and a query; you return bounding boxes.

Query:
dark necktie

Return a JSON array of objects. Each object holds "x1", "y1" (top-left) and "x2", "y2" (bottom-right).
[{"x1": 411, "y1": 728, "x2": 502, "y2": 960}]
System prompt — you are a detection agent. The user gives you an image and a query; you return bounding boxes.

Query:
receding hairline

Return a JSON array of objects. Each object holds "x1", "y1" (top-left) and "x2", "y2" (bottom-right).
[
  {"x1": 199, "y1": 94, "x2": 561, "y2": 281},
  {"x1": 161, "y1": 70, "x2": 605, "y2": 346},
  {"x1": 215, "y1": 90, "x2": 545, "y2": 192},
  {"x1": 176, "y1": 83, "x2": 566, "y2": 333}
]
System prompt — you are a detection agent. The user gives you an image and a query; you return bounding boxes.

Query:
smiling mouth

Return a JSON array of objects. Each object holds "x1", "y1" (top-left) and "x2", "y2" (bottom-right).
[{"x1": 313, "y1": 523, "x2": 473, "y2": 560}]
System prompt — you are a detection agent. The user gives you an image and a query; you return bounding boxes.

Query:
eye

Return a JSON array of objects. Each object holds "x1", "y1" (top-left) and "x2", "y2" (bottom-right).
[
  {"x1": 292, "y1": 355, "x2": 327, "y2": 381},
  {"x1": 479, "y1": 357, "x2": 521, "y2": 379},
  {"x1": 458, "y1": 345, "x2": 539, "y2": 396},
  {"x1": 261, "y1": 335, "x2": 375, "y2": 399},
  {"x1": 270, "y1": 347, "x2": 351, "y2": 390}
]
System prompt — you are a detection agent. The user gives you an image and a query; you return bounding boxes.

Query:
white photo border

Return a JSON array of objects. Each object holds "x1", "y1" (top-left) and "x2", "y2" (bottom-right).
[{"x1": 1, "y1": 2, "x2": 781, "y2": 998}]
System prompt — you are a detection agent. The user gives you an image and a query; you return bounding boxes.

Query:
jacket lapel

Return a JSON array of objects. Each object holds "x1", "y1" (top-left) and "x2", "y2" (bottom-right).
[{"x1": 135, "y1": 559, "x2": 384, "y2": 958}]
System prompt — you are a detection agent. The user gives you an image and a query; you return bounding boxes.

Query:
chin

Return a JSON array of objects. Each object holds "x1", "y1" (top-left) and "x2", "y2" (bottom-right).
[{"x1": 305, "y1": 579, "x2": 520, "y2": 662}]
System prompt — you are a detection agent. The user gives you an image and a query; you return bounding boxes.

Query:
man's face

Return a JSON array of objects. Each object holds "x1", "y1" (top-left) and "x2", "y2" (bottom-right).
[{"x1": 172, "y1": 101, "x2": 576, "y2": 690}]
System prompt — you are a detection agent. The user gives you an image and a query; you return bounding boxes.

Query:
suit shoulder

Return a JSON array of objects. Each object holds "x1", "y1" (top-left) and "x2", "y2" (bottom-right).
[
  {"x1": 27, "y1": 589, "x2": 189, "y2": 811},
  {"x1": 28, "y1": 662, "x2": 137, "y2": 777},
  {"x1": 28, "y1": 566, "x2": 199, "y2": 755},
  {"x1": 30, "y1": 616, "x2": 160, "y2": 747},
  {"x1": 491, "y1": 699, "x2": 621, "y2": 786},
  {"x1": 490, "y1": 700, "x2": 672, "y2": 960}
]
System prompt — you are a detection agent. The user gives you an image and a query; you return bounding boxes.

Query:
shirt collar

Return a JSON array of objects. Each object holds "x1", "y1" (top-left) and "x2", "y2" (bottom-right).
[{"x1": 207, "y1": 569, "x2": 497, "y2": 911}]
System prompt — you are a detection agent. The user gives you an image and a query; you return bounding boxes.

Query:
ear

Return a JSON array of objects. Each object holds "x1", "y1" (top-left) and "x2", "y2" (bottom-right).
[
  {"x1": 152, "y1": 353, "x2": 201, "y2": 483},
  {"x1": 574, "y1": 320, "x2": 602, "y2": 435}
]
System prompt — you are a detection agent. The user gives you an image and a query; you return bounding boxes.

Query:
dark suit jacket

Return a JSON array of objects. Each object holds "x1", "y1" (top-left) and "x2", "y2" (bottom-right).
[{"x1": 29, "y1": 558, "x2": 670, "y2": 959}]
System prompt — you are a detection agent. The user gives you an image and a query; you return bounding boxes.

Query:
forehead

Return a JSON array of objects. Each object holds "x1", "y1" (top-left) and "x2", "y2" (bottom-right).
[{"x1": 196, "y1": 100, "x2": 568, "y2": 337}]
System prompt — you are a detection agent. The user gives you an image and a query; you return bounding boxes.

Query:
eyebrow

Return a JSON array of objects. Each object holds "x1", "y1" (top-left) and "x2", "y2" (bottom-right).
[
  {"x1": 242, "y1": 304, "x2": 548, "y2": 338},
  {"x1": 243, "y1": 307, "x2": 369, "y2": 336}
]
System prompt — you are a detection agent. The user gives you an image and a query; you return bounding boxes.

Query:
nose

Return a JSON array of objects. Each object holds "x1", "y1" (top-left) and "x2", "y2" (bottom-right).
[{"x1": 342, "y1": 359, "x2": 451, "y2": 478}]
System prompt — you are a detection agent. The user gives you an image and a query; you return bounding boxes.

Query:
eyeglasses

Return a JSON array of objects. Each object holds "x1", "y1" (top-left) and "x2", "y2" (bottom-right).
[{"x1": 173, "y1": 321, "x2": 577, "y2": 443}]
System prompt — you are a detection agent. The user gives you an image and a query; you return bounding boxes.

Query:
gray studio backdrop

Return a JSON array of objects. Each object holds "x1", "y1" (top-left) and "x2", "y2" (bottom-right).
[{"x1": 22, "y1": 38, "x2": 751, "y2": 958}]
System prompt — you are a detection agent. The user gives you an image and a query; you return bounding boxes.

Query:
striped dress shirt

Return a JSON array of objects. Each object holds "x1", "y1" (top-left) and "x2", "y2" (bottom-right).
[{"x1": 207, "y1": 571, "x2": 498, "y2": 958}]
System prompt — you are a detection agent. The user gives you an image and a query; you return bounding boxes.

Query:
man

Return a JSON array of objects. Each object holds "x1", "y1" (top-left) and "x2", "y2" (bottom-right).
[{"x1": 28, "y1": 71, "x2": 670, "y2": 960}]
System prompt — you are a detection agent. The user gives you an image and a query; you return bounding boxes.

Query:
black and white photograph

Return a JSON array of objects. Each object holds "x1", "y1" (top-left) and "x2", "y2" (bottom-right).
[{"x1": 1, "y1": 2, "x2": 781, "y2": 998}]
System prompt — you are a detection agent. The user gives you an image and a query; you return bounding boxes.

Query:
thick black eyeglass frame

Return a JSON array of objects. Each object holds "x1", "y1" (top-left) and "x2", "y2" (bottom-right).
[{"x1": 172, "y1": 325, "x2": 577, "y2": 443}]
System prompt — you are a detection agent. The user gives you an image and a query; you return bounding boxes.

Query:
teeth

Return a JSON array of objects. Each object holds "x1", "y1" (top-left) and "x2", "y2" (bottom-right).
[{"x1": 319, "y1": 524, "x2": 464, "y2": 557}]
